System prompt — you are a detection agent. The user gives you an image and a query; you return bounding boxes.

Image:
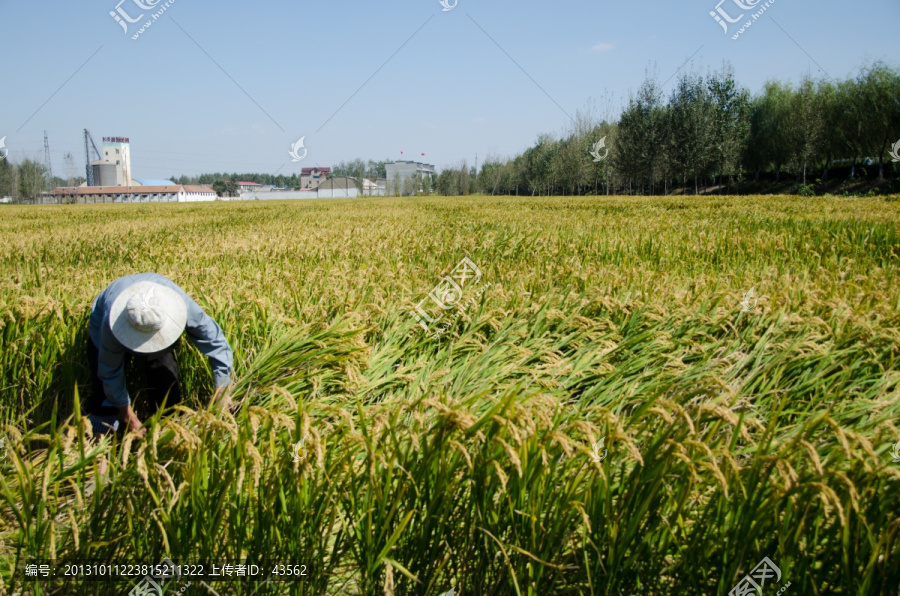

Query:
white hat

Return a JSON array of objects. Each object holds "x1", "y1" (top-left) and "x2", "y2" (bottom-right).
[{"x1": 109, "y1": 281, "x2": 188, "y2": 353}]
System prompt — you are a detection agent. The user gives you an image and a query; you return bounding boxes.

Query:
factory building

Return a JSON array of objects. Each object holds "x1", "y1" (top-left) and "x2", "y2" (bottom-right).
[
  {"x1": 52, "y1": 185, "x2": 217, "y2": 204},
  {"x1": 384, "y1": 161, "x2": 435, "y2": 195},
  {"x1": 96, "y1": 137, "x2": 134, "y2": 186}
]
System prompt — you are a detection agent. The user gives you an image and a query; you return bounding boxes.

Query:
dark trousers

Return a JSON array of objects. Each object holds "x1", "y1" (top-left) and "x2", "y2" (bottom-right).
[{"x1": 86, "y1": 337, "x2": 182, "y2": 417}]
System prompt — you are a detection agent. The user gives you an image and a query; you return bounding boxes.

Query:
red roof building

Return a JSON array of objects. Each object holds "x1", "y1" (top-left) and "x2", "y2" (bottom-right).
[{"x1": 300, "y1": 167, "x2": 331, "y2": 189}]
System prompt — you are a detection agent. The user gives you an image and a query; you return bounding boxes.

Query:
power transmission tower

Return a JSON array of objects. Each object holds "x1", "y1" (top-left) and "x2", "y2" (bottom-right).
[{"x1": 43, "y1": 131, "x2": 53, "y2": 180}]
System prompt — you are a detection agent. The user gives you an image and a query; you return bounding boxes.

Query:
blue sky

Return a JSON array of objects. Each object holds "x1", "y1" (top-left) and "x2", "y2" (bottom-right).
[{"x1": 1, "y1": 0, "x2": 898, "y2": 179}]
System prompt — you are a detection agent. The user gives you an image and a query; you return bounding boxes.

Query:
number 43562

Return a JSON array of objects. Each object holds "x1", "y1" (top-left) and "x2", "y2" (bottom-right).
[{"x1": 272, "y1": 564, "x2": 307, "y2": 576}]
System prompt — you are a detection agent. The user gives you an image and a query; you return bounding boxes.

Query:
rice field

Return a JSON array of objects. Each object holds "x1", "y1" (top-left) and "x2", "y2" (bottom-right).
[{"x1": 1, "y1": 194, "x2": 899, "y2": 595}]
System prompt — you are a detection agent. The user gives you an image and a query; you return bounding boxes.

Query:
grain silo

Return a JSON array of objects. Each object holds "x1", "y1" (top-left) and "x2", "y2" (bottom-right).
[{"x1": 90, "y1": 160, "x2": 118, "y2": 187}]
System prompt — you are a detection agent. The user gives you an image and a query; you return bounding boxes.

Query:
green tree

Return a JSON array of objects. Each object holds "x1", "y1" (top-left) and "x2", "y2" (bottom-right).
[
  {"x1": 748, "y1": 81, "x2": 793, "y2": 182},
  {"x1": 708, "y1": 65, "x2": 751, "y2": 192},
  {"x1": 786, "y1": 77, "x2": 826, "y2": 185},
  {"x1": 816, "y1": 79, "x2": 842, "y2": 182},
  {"x1": 858, "y1": 62, "x2": 900, "y2": 179},
  {"x1": 666, "y1": 71, "x2": 715, "y2": 194},
  {"x1": 17, "y1": 159, "x2": 46, "y2": 202},
  {"x1": 613, "y1": 76, "x2": 666, "y2": 194},
  {"x1": 0, "y1": 157, "x2": 15, "y2": 199}
]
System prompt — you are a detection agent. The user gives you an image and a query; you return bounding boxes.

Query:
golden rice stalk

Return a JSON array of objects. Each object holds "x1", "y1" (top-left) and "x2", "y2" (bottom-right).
[
  {"x1": 801, "y1": 440, "x2": 825, "y2": 476},
  {"x1": 272, "y1": 385, "x2": 297, "y2": 410},
  {"x1": 648, "y1": 406, "x2": 675, "y2": 425},
  {"x1": 167, "y1": 481, "x2": 190, "y2": 515},
  {"x1": 244, "y1": 441, "x2": 264, "y2": 489},
  {"x1": 832, "y1": 471, "x2": 861, "y2": 514},
  {"x1": 68, "y1": 508, "x2": 79, "y2": 551},
  {"x1": 383, "y1": 561, "x2": 395, "y2": 596},
  {"x1": 151, "y1": 510, "x2": 172, "y2": 555},
  {"x1": 657, "y1": 398, "x2": 696, "y2": 435},
  {"x1": 610, "y1": 429, "x2": 644, "y2": 466},
  {"x1": 491, "y1": 460, "x2": 509, "y2": 493},
  {"x1": 841, "y1": 428, "x2": 880, "y2": 470},
  {"x1": 449, "y1": 440, "x2": 474, "y2": 472},
  {"x1": 774, "y1": 458, "x2": 799, "y2": 491},
  {"x1": 136, "y1": 442, "x2": 150, "y2": 489},
  {"x1": 813, "y1": 481, "x2": 847, "y2": 527},
  {"x1": 153, "y1": 462, "x2": 177, "y2": 496},
  {"x1": 168, "y1": 420, "x2": 202, "y2": 450},
  {"x1": 826, "y1": 418, "x2": 854, "y2": 460},
  {"x1": 49, "y1": 516, "x2": 56, "y2": 560},
  {"x1": 550, "y1": 430, "x2": 578, "y2": 457},
  {"x1": 496, "y1": 438, "x2": 523, "y2": 478},
  {"x1": 121, "y1": 433, "x2": 135, "y2": 467}
]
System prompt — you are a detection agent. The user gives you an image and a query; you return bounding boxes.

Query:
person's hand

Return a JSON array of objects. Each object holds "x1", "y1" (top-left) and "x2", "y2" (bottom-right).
[
  {"x1": 212, "y1": 386, "x2": 238, "y2": 414},
  {"x1": 119, "y1": 405, "x2": 146, "y2": 439},
  {"x1": 125, "y1": 412, "x2": 146, "y2": 439}
]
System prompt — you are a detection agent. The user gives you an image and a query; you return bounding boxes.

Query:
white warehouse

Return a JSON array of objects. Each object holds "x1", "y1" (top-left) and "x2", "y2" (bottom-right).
[{"x1": 50, "y1": 185, "x2": 218, "y2": 204}]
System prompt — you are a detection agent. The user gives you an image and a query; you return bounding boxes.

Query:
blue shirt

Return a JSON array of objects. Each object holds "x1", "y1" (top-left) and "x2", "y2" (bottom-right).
[{"x1": 89, "y1": 273, "x2": 233, "y2": 408}]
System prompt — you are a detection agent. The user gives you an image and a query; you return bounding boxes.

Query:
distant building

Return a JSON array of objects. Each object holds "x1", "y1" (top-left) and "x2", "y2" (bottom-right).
[
  {"x1": 133, "y1": 178, "x2": 176, "y2": 186},
  {"x1": 51, "y1": 185, "x2": 217, "y2": 204},
  {"x1": 301, "y1": 167, "x2": 331, "y2": 189},
  {"x1": 315, "y1": 176, "x2": 383, "y2": 198},
  {"x1": 233, "y1": 181, "x2": 262, "y2": 192},
  {"x1": 99, "y1": 137, "x2": 134, "y2": 186},
  {"x1": 240, "y1": 176, "x2": 384, "y2": 200},
  {"x1": 384, "y1": 161, "x2": 435, "y2": 195}
]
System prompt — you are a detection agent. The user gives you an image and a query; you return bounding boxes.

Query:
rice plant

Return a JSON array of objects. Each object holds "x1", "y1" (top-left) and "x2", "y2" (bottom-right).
[{"x1": 0, "y1": 195, "x2": 899, "y2": 594}]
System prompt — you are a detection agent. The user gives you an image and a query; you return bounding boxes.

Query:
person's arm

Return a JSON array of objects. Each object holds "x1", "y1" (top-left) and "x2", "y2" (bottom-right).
[
  {"x1": 183, "y1": 296, "x2": 234, "y2": 402},
  {"x1": 97, "y1": 326, "x2": 146, "y2": 436}
]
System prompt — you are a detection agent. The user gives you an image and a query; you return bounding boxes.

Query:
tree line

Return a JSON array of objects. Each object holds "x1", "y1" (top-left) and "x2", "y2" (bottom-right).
[
  {"x1": 0, "y1": 153, "x2": 83, "y2": 202},
  {"x1": 460, "y1": 61, "x2": 900, "y2": 197}
]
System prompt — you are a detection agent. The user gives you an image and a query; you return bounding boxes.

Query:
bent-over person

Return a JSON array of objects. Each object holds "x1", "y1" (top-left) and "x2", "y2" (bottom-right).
[{"x1": 86, "y1": 273, "x2": 233, "y2": 438}]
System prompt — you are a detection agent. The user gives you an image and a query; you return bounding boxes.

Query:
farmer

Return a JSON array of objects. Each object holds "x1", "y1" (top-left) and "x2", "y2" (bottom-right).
[{"x1": 85, "y1": 273, "x2": 233, "y2": 438}]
